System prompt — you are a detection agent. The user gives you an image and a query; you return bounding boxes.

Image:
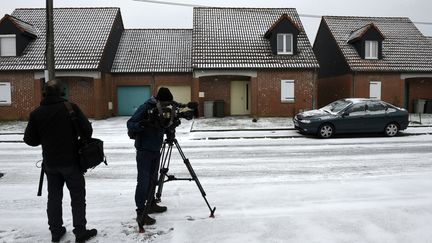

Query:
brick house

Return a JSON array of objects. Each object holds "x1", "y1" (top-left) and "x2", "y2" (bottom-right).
[
  {"x1": 313, "y1": 16, "x2": 432, "y2": 111},
  {"x1": 192, "y1": 8, "x2": 319, "y2": 117},
  {"x1": 0, "y1": 8, "x2": 124, "y2": 120}
]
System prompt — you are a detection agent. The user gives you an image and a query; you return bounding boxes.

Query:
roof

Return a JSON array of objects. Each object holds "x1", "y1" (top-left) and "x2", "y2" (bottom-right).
[
  {"x1": 0, "y1": 8, "x2": 120, "y2": 71},
  {"x1": 347, "y1": 23, "x2": 384, "y2": 43},
  {"x1": 111, "y1": 29, "x2": 192, "y2": 73},
  {"x1": 0, "y1": 14, "x2": 38, "y2": 38},
  {"x1": 323, "y1": 16, "x2": 432, "y2": 72},
  {"x1": 193, "y1": 8, "x2": 319, "y2": 69}
]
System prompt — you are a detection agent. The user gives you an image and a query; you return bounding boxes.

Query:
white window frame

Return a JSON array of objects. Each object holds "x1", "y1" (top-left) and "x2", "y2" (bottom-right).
[
  {"x1": 281, "y1": 80, "x2": 295, "y2": 102},
  {"x1": 369, "y1": 81, "x2": 381, "y2": 100},
  {"x1": 277, "y1": 33, "x2": 293, "y2": 55},
  {"x1": 0, "y1": 34, "x2": 17, "y2": 57},
  {"x1": 0, "y1": 82, "x2": 12, "y2": 106},
  {"x1": 365, "y1": 40, "x2": 378, "y2": 59}
]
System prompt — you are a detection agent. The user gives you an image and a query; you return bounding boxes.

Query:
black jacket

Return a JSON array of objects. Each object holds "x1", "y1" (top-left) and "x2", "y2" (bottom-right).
[
  {"x1": 127, "y1": 97, "x2": 165, "y2": 152},
  {"x1": 24, "y1": 96, "x2": 92, "y2": 168}
]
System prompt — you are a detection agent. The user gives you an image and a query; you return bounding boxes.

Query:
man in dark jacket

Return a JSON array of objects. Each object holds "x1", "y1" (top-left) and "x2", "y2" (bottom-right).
[
  {"x1": 23, "y1": 80, "x2": 97, "y2": 243},
  {"x1": 127, "y1": 87, "x2": 172, "y2": 229}
]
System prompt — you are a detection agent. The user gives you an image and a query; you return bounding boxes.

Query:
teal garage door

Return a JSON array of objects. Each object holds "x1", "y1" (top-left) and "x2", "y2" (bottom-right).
[{"x1": 117, "y1": 86, "x2": 151, "y2": 116}]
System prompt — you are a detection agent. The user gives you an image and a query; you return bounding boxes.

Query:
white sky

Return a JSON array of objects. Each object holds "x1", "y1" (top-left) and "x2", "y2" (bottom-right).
[{"x1": 2, "y1": 0, "x2": 432, "y2": 44}]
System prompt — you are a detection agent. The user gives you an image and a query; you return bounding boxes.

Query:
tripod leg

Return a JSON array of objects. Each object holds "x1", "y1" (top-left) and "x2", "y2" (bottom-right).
[
  {"x1": 174, "y1": 140, "x2": 216, "y2": 217},
  {"x1": 155, "y1": 142, "x2": 173, "y2": 201}
]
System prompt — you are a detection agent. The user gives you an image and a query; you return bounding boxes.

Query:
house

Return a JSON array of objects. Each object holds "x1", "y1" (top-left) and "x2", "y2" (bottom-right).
[
  {"x1": 313, "y1": 16, "x2": 432, "y2": 111},
  {"x1": 192, "y1": 8, "x2": 319, "y2": 117},
  {"x1": 0, "y1": 8, "x2": 124, "y2": 120}
]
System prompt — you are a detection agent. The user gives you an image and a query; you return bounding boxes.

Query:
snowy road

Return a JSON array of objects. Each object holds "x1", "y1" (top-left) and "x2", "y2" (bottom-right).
[{"x1": 0, "y1": 118, "x2": 432, "y2": 242}]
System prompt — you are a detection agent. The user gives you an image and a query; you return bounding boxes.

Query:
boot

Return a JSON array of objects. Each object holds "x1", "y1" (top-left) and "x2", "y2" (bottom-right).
[
  {"x1": 51, "y1": 226, "x2": 66, "y2": 242},
  {"x1": 148, "y1": 200, "x2": 167, "y2": 214},
  {"x1": 136, "y1": 209, "x2": 156, "y2": 226},
  {"x1": 74, "y1": 228, "x2": 97, "y2": 243}
]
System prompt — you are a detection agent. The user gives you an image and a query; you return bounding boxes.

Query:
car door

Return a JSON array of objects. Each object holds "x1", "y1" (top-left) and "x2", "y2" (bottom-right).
[
  {"x1": 365, "y1": 101, "x2": 387, "y2": 132},
  {"x1": 337, "y1": 103, "x2": 367, "y2": 133}
]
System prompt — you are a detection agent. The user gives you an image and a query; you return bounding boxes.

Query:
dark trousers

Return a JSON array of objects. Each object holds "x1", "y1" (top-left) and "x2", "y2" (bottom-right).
[
  {"x1": 135, "y1": 150, "x2": 160, "y2": 210},
  {"x1": 45, "y1": 165, "x2": 87, "y2": 233}
]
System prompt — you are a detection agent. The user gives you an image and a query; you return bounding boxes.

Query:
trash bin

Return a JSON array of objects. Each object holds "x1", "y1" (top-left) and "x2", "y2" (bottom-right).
[
  {"x1": 413, "y1": 99, "x2": 426, "y2": 113},
  {"x1": 213, "y1": 100, "x2": 225, "y2": 118},
  {"x1": 204, "y1": 101, "x2": 214, "y2": 118},
  {"x1": 425, "y1": 100, "x2": 432, "y2": 113}
]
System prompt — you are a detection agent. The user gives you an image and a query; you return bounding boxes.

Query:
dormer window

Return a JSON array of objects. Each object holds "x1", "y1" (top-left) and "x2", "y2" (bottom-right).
[
  {"x1": 265, "y1": 14, "x2": 300, "y2": 56},
  {"x1": 0, "y1": 34, "x2": 16, "y2": 57},
  {"x1": 0, "y1": 14, "x2": 37, "y2": 57},
  {"x1": 347, "y1": 23, "x2": 384, "y2": 60},
  {"x1": 277, "y1": 33, "x2": 293, "y2": 55},
  {"x1": 365, "y1": 40, "x2": 378, "y2": 59}
]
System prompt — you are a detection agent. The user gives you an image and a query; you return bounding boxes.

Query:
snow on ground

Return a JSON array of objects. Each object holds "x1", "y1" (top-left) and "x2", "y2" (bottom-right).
[{"x1": 0, "y1": 115, "x2": 432, "y2": 243}]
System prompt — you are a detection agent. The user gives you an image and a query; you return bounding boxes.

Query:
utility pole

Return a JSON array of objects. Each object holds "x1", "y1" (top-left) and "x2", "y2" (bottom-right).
[{"x1": 45, "y1": 0, "x2": 55, "y2": 82}]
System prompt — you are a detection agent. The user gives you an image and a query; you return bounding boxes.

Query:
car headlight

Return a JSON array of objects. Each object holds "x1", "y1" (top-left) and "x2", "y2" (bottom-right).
[{"x1": 301, "y1": 119, "x2": 311, "y2": 124}]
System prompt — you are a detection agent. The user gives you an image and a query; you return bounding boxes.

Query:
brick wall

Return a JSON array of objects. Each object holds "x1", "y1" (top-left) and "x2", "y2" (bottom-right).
[
  {"x1": 0, "y1": 71, "x2": 41, "y2": 120},
  {"x1": 255, "y1": 70, "x2": 317, "y2": 117}
]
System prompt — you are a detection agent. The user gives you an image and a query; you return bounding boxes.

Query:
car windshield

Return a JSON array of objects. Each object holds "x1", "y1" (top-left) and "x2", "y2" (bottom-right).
[{"x1": 320, "y1": 100, "x2": 352, "y2": 114}]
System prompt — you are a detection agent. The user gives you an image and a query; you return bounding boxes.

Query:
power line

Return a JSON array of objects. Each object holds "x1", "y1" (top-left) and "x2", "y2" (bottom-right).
[
  {"x1": 132, "y1": 0, "x2": 432, "y2": 26},
  {"x1": 133, "y1": 0, "x2": 208, "y2": 7}
]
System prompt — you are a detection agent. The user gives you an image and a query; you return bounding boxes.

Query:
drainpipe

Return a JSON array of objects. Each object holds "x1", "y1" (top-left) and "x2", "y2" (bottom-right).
[{"x1": 312, "y1": 68, "x2": 318, "y2": 109}]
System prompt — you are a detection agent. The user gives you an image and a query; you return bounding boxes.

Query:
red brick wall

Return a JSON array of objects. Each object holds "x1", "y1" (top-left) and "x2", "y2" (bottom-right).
[
  {"x1": 255, "y1": 70, "x2": 317, "y2": 117},
  {"x1": 317, "y1": 74, "x2": 352, "y2": 107},
  {"x1": 354, "y1": 73, "x2": 404, "y2": 107},
  {"x1": 0, "y1": 71, "x2": 41, "y2": 120}
]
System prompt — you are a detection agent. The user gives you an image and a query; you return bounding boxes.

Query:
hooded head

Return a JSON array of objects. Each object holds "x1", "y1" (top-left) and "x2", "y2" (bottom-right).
[
  {"x1": 156, "y1": 87, "x2": 173, "y2": 102},
  {"x1": 42, "y1": 79, "x2": 65, "y2": 97}
]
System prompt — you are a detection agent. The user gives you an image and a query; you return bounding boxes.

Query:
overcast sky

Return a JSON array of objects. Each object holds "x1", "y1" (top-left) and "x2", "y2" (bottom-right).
[{"x1": 2, "y1": 0, "x2": 432, "y2": 43}]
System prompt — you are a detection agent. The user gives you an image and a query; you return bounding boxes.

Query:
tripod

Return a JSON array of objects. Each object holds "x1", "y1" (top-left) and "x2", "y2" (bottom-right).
[{"x1": 155, "y1": 130, "x2": 216, "y2": 218}]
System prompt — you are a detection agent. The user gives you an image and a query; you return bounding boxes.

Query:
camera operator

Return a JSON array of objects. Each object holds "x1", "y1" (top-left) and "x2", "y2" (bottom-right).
[{"x1": 126, "y1": 87, "x2": 172, "y2": 227}]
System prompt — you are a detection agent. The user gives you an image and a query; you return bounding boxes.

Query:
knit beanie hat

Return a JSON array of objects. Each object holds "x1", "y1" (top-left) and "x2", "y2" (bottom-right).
[{"x1": 156, "y1": 87, "x2": 173, "y2": 102}]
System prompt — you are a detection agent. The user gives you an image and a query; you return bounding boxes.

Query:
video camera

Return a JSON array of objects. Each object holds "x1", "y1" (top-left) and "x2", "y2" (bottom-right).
[{"x1": 147, "y1": 101, "x2": 198, "y2": 131}]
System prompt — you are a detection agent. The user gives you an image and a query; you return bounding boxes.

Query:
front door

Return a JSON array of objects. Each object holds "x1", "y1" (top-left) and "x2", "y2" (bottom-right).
[{"x1": 230, "y1": 81, "x2": 251, "y2": 115}]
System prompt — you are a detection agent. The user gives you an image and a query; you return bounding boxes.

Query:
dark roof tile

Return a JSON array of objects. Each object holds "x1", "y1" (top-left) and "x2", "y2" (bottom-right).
[
  {"x1": 111, "y1": 29, "x2": 192, "y2": 73},
  {"x1": 193, "y1": 8, "x2": 318, "y2": 69},
  {"x1": 324, "y1": 16, "x2": 432, "y2": 72},
  {"x1": 0, "y1": 8, "x2": 120, "y2": 71}
]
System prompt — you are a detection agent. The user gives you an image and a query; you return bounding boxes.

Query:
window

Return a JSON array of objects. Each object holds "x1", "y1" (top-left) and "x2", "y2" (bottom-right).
[
  {"x1": 0, "y1": 35, "x2": 16, "y2": 57},
  {"x1": 277, "y1": 33, "x2": 293, "y2": 54},
  {"x1": 281, "y1": 80, "x2": 294, "y2": 102},
  {"x1": 0, "y1": 82, "x2": 12, "y2": 106},
  {"x1": 346, "y1": 103, "x2": 367, "y2": 117},
  {"x1": 367, "y1": 101, "x2": 386, "y2": 115},
  {"x1": 369, "y1": 81, "x2": 381, "y2": 99},
  {"x1": 365, "y1": 40, "x2": 378, "y2": 59}
]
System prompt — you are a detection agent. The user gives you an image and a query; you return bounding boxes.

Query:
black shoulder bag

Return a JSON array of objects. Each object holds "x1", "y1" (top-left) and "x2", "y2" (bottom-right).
[{"x1": 64, "y1": 102, "x2": 107, "y2": 173}]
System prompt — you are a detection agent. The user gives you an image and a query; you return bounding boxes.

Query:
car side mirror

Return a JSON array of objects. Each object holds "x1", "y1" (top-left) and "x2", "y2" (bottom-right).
[{"x1": 342, "y1": 112, "x2": 349, "y2": 117}]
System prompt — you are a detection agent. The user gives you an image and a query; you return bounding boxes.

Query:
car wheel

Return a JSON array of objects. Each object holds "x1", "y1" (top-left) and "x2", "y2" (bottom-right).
[
  {"x1": 318, "y1": 123, "x2": 334, "y2": 138},
  {"x1": 384, "y1": 122, "x2": 399, "y2": 137}
]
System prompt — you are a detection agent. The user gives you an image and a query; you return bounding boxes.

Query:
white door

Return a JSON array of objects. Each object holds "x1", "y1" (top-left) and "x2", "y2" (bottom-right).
[
  {"x1": 369, "y1": 81, "x2": 381, "y2": 99},
  {"x1": 230, "y1": 81, "x2": 251, "y2": 115}
]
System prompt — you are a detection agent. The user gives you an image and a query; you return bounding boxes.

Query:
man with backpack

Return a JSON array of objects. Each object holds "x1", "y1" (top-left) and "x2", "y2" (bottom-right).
[{"x1": 23, "y1": 80, "x2": 97, "y2": 243}]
